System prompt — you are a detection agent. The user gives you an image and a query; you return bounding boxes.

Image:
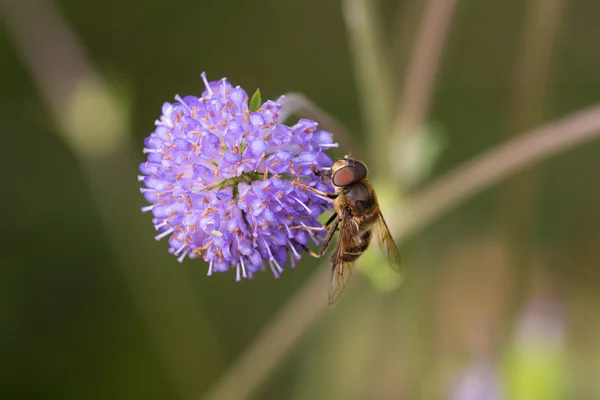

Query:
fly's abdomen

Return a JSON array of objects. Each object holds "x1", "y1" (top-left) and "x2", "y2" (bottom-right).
[{"x1": 342, "y1": 229, "x2": 372, "y2": 262}]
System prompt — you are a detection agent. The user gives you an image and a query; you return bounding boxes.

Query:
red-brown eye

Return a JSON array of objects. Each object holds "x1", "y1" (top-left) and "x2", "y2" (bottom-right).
[{"x1": 332, "y1": 161, "x2": 368, "y2": 187}]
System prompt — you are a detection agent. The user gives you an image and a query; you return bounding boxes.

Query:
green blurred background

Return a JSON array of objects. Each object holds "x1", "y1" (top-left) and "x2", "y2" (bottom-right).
[{"x1": 2, "y1": 0, "x2": 600, "y2": 399}]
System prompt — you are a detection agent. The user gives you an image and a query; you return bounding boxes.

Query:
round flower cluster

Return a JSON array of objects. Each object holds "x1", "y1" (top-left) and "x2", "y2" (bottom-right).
[{"x1": 139, "y1": 73, "x2": 338, "y2": 279}]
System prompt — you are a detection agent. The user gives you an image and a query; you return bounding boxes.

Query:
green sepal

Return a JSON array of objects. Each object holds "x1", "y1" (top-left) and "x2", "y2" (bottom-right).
[{"x1": 249, "y1": 89, "x2": 262, "y2": 113}]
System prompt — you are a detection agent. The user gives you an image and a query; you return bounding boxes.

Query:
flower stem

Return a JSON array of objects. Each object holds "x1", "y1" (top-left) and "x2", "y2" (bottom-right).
[{"x1": 342, "y1": 0, "x2": 394, "y2": 177}]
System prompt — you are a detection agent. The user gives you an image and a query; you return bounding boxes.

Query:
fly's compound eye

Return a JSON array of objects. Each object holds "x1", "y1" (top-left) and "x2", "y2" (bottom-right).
[{"x1": 331, "y1": 160, "x2": 368, "y2": 187}]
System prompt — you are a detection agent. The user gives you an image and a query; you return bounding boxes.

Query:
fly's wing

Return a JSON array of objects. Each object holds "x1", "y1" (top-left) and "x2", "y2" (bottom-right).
[
  {"x1": 328, "y1": 208, "x2": 360, "y2": 305},
  {"x1": 374, "y1": 213, "x2": 401, "y2": 272}
]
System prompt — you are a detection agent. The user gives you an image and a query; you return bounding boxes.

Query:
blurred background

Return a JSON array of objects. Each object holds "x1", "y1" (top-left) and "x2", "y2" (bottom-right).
[{"x1": 2, "y1": 0, "x2": 600, "y2": 398}]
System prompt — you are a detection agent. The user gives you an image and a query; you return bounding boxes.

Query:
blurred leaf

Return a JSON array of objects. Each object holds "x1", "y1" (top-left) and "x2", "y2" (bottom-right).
[
  {"x1": 357, "y1": 251, "x2": 403, "y2": 292},
  {"x1": 250, "y1": 89, "x2": 262, "y2": 113},
  {"x1": 63, "y1": 77, "x2": 131, "y2": 158},
  {"x1": 393, "y1": 122, "x2": 447, "y2": 188},
  {"x1": 503, "y1": 343, "x2": 567, "y2": 400}
]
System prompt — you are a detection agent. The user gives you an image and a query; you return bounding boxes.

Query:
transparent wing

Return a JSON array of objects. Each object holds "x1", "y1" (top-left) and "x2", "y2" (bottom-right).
[
  {"x1": 328, "y1": 210, "x2": 360, "y2": 305},
  {"x1": 329, "y1": 259, "x2": 354, "y2": 305},
  {"x1": 374, "y1": 213, "x2": 401, "y2": 272}
]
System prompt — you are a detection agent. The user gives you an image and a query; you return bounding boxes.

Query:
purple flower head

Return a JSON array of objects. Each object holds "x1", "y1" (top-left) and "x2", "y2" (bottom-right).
[{"x1": 139, "y1": 73, "x2": 338, "y2": 280}]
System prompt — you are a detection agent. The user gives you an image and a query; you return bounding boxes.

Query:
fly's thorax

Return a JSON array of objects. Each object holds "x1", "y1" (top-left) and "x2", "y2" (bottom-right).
[{"x1": 336, "y1": 179, "x2": 378, "y2": 217}]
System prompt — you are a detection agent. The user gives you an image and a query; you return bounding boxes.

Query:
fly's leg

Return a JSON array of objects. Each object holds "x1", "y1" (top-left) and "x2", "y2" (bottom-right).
[
  {"x1": 291, "y1": 212, "x2": 338, "y2": 231},
  {"x1": 293, "y1": 180, "x2": 337, "y2": 200},
  {"x1": 294, "y1": 213, "x2": 340, "y2": 259}
]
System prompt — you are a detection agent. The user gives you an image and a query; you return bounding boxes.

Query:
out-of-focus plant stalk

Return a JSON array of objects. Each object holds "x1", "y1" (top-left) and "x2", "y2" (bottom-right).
[
  {"x1": 511, "y1": 0, "x2": 566, "y2": 132},
  {"x1": 203, "y1": 103, "x2": 600, "y2": 400},
  {"x1": 341, "y1": 0, "x2": 394, "y2": 177},
  {"x1": 390, "y1": 0, "x2": 459, "y2": 182},
  {"x1": 290, "y1": 286, "x2": 385, "y2": 400},
  {"x1": 0, "y1": 0, "x2": 223, "y2": 397},
  {"x1": 390, "y1": 0, "x2": 426, "y2": 82},
  {"x1": 497, "y1": 0, "x2": 567, "y2": 317},
  {"x1": 393, "y1": 0, "x2": 459, "y2": 138},
  {"x1": 280, "y1": 93, "x2": 358, "y2": 156},
  {"x1": 394, "y1": 105, "x2": 600, "y2": 239}
]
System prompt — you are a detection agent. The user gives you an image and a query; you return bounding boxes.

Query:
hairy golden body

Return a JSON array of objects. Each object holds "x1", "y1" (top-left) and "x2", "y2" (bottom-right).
[
  {"x1": 331, "y1": 179, "x2": 379, "y2": 263},
  {"x1": 295, "y1": 156, "x2": 400, "y2": 304}
]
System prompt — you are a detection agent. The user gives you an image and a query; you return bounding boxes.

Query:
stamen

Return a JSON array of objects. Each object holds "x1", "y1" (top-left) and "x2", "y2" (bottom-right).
[
  {"x1": 174, "y1": 95, "x2": 192, "y2": 112},
  {"x1": 292, "y1": 196, "x2": 311, "y2": 212},
  {"x1": 154, "y1": 221, "x2": 168, "y2": 230},
  {"x1": 194, "y1": 158, "x2": 218, "y2": 171},
  {"x1": 270, "y1": 259, "x2": 284, "y2": 276},
  {"x1": 143, "y1": 148, "x2": 161, "y2": 154},
  {"x1": 288, "y1": 242, "x2": 301, "y2": 259},
  {"x1": 266, "y1": 143, "x2": 303, "y2": 154},
  {"x1": 207, "y1": 260, "x2": 214, "y2": 276},
  {"x1": 155, "y1": 228, "x2": 173, "y2": 241},
  {"x1": 251, "y1": 216, "x2": 259, "y2": 239},
  {"x1": 141, "y1": 205, "x2": 155, "y2": 213},
  {"x1": 262, "y1": 238, "x2": 283, "y2": 278},
  {"x1": 268, "y1": 261, "x2": 279, "y2": 278},
  {"x1": 137, "y1": 175, "x2": 146, "y2": 182},
  {"x1": 177, "y1": 251, "x2": 188, "y2": 263},
  {"x1": 240, "y1": 257, "x2": 248, "y2": 278},
  {"x1": 201, "y1": 72, "x2": 213, "y2": 96},
  {"x1": 268, "y1": 192, "x2": 289, "y2": 210},
  {"x1": 174, "y1": 243, "x2": 186, "y2": 256},
  {"x1": 309, "y1": 192, "x2": 332, "y2": 203},
  {"x1": 283, "y1": 222, "x2": 293, "y2": 238},
  {"x1": 236, "y1": 263, "x2": 241, "y2": 281}
]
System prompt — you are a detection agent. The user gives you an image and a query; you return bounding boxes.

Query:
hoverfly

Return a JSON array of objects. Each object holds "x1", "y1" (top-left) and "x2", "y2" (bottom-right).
[{"x1": 294, "y1": 155, "x2": 401, "y2": 304}]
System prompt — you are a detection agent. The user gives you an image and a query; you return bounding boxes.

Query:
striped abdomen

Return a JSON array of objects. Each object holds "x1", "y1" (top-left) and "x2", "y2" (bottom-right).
[
  {"x1": 342, "y1": 229, "x2": 373, "y2": 263},
  {"x1": 333, "y1": 179, "x2": 380, "y2": 263}
]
